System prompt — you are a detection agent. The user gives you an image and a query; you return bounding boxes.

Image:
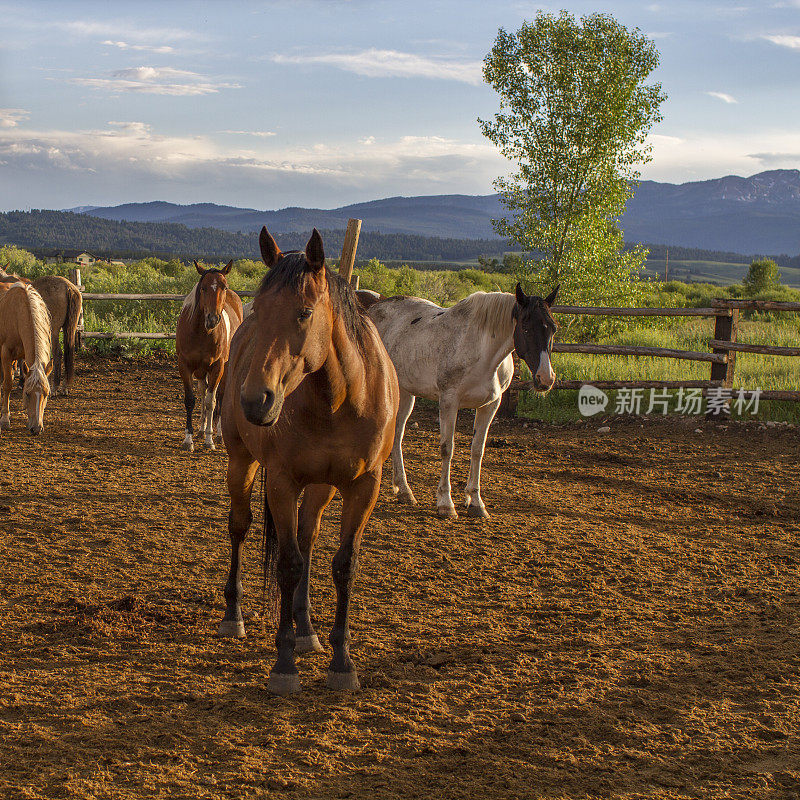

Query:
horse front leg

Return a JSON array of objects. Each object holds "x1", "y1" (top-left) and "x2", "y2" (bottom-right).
[
  {"x1": 219, "y1": 447, "x2": 259, "y2": 638},
  {"x1": 294, "y1": 483, "x2": 336, "y2": 654},
  {"x1": 265, "y1": 476, "x2": 304, "y2": 695},
  {"x1": 436, "y1": 396, "x2": 459, "y2": 518},
  {"x1": 0, "y1": 349, "x2": 12, "y2": 431},
  {"x1": 328, "y1": 469, "x2": 381, "y2": 690},
  {"x1": 391, "y1": 388, "x2": 417, "y2": 505},
  {"x1": 464, "y1": 396, "x2": 501, "y2": 519},
  {"x1": 178, "y1": 360, "x2": 195, "y2": 452},
  {"x1": 52, "y1": 332, "x2": 63, "y2": 396},
  {"x1": 204, "y1": 361, "x2": 223, "y2": 450}
]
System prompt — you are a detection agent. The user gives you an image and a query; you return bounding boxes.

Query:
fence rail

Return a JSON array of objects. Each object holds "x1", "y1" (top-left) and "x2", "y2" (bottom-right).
[{"x1": 70, "y1": 279, "x2": 800, "y2": 404}]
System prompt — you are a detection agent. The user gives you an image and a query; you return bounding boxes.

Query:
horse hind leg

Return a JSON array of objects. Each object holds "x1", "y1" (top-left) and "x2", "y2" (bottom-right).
[
  {"x1": 52, "y1": 331, "x2": 63, "y2": 396},
  {"x1": 294, "y1": 484, "x2": 336, "y2": 654},
  {"x1": 327, "y1": 470, "x2": 381, "y2": 691},
  {"x1": 179, "y1": 362, "x2": 195, "y2": 451},
  {"x1": 219, "y1": 451, "x2": 259, "y2": 638},
  {"x1": 436, "y1": 396, "x2": 459, "y2": 518},
  {"x1": 464, "y1": 397, "x2": 501, "y2": 519},
  {"x1": 391, "y1": 388, "x2": 417, "y2": 505}
]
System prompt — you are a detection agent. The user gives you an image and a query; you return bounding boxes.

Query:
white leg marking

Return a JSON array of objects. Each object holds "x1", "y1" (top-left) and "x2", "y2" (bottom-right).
[
  {"x1": 391, "y1": 390, "x2": 417, "y2": 503},
  {"x1": 436, "y1": 398, "x2": 459, "y2": 518}
]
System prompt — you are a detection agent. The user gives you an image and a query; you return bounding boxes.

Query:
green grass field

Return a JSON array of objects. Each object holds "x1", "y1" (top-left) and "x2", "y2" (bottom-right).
[{"x1": 2, "y1": 243, "x2": 798, "y2": 421}]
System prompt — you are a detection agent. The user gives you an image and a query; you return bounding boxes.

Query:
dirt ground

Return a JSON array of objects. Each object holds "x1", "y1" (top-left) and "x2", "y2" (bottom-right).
[{"x1": 0, "y1": 355, "x2": 799, "y2": 800}]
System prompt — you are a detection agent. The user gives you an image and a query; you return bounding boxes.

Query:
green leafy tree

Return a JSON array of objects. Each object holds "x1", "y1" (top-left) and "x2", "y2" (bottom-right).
[
  {"x1": 479, "y1": 11, "x2": 666, "y2": 324},
  {"x1": 743, "y1": 258, "x2": 781, "y2": 296}
]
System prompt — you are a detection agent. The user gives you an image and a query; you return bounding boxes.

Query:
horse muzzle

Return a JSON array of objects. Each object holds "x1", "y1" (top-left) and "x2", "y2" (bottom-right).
[
  {"x1": 205, "y1": 313, "x2": 221, "y2": 331},
  {"x1": 240, "y1": 388, "x2": 283, "y2": 427}
]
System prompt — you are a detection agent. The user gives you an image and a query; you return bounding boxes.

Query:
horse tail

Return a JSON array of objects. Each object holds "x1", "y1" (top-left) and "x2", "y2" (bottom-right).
[
  {"x1": 63, "y1": 284, "x2": 82, "y2": 387},
  {"x1": 260, "y1": 467, "x2": 279, "y2": 622}
]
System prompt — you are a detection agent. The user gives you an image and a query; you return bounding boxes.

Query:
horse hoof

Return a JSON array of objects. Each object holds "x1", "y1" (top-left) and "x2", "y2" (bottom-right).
[
  {"x1": 204, "y1": 439, "x2": 216, "y2": 451},
  {"x1": 396, "y1": 491, "x2": 418, "y2": 506},
  {"x1": 326, "y1": 670, "x2": 361, "y2": 691},
  {"x1": 267, "y1": 671, "x2": 301, "y2": 695},
  {"x1": 437, "y1": 506, "x2": 458, "y2": 519},
  {"x1": 218, "y1": 619, "x2": 246, "y2": 638},
  {"x1": 466, "y1": 504, "x2": 489, "y2": 519},
  {"x1": 295, "y1": 634, "x2": 325, "y2": 654},
  {"x1": 0, "y1": 419, "x2": 9, "y2": 432},
  {"x1": 181, "y1": 440, "x2": 194, "y2": 452}
]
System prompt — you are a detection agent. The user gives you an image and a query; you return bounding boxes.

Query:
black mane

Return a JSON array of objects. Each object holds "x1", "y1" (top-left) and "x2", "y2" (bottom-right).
[{"x1": 257, "y1": 252, "x2": 369, "y2": 350}]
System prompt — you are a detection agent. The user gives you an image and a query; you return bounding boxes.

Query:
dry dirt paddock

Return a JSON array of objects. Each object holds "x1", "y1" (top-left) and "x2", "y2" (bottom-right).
[{"x1": 0, "y1": 355, "x2": 799, "y2": 800}]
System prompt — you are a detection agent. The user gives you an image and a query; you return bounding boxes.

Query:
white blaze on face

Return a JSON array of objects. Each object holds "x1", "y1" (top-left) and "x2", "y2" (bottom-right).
[{"x1": 536, "y1": 351, "x2": 555, "y2": 387}]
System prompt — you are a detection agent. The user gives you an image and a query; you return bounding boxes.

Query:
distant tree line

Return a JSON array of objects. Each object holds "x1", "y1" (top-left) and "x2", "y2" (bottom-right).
[{"x1": 0, "y1": 210, "x2": 510, "y2": 264}]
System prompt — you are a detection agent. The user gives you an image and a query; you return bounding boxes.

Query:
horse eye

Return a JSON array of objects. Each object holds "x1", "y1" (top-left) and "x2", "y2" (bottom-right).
[{"x1": 299, "y1": 308, "x2": 313, "y2": 320}]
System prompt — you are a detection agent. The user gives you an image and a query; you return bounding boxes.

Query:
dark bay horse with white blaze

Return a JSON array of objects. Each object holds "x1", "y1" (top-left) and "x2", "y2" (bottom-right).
[
  {"x1": 368, "y1": 284, "x2": 558, "y2": 518},
  {"x1": 219, "y1": 227, "x2": 398, "y2": 695},
  {"x1": 176, "y1": 261, "x2": 243, "y2": 451}
]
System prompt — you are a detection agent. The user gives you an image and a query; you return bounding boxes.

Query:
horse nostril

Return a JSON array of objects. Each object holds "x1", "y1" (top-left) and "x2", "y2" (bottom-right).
[{"x1": 262, "y1": 390, "x2": 275, "y2": 410}]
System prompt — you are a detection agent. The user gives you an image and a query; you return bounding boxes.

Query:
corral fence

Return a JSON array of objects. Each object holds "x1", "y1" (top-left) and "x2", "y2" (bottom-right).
[{"x1": 63, "y1": 218, "x2": 800, "y2": 408}]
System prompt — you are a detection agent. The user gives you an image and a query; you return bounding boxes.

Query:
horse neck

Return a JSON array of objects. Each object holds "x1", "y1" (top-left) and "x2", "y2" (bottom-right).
[
  {"x1": 474, "y1": 292, "x2": 517, "y2": 370},
  {"x1": 318, "y1": 315, "x2": 366, "y2": 412}
]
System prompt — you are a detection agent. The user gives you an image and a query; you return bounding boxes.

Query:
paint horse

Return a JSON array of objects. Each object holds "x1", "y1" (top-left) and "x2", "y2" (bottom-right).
[
  {"x1": 0, "y1": 283, "x2": 53, "y2": 435},
  {"x1": 368, "y1": 284, "x2": 558, "y2": 519},
  {"x1": 219, "y1": 228, "x2": 398, "y2": 695},
  {"x1": 176, "y1": 261, "x2": 243, "y2": 451}
]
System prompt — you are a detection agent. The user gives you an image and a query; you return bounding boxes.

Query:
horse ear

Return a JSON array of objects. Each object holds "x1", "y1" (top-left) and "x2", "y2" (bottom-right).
[
  {"x1": 545, "y1": 284, "x2": 560, "y2": 307},
  {"x1": 305, "y1": 228, "x2": 325, "y2": 272},
  {"x1": 515, "y1": 283, "x2": 529, "y2": 308},
  {"x1": 194, "y1": 260, "x2": 206, "y2": 276},
  {"x1": 259, "y1": 227, "x2": 282, "y2": 267},
  {"x1": 221, "y1": 260, "x2": 233, "y2": 275}
]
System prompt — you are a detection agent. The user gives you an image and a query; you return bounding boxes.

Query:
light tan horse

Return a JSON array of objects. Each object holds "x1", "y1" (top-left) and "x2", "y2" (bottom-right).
[
  {"x1": 0, "y1": 284, "x2": 53, "y2": 435},
  {"x1": 32, "y1": 276, "x2": 82, "y2": 396},
  {"x1": 219, "y1": 228, "x2": 398, "y2": 695},
  {"x1": 176, "y1": 261, "x2": 244, "y2": 451}
]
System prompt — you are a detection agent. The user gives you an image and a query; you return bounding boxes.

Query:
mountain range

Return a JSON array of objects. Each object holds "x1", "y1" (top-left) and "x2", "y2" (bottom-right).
[{"x1": 72, "y1": 169, "x2": 800, "y2": 256}]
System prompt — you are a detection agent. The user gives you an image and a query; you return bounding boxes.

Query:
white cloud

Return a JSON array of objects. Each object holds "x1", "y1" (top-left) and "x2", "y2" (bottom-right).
[
  {"x1": 762, "y1": 34, "x2": 800, "y2": 49},
  {"x1": 70, "y1": 67, "x2": 240, "y2": 96},
  {"x1": 61, "y1": 20, "x2": 197, "y2": 43},
  {"x1": 643, "y1": 130, "x2": 800, "y2": 182},
  {"x1": 102, "y1": 40, "x2": 175, "y2": 54},
  {"x1": 0, "y1": 109, "x2": 30, "y2": 128},
  {"x1": 706, "y1": 91, "x2": 739, "y2": 104},
  {"x1": 0, "y1": 123, "x2": 504, "y2": 194},
  {"x1": 271, "y1": 48, "x2": 483, "y2": 85},
  {"x1": 221, "y1": 130, "x2": 277, "y2": 137}
]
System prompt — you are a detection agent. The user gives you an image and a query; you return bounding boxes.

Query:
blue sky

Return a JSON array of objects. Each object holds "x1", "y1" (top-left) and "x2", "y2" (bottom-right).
[{"x1": 1, "y1": 0, "x2": 799, "y2": 211}]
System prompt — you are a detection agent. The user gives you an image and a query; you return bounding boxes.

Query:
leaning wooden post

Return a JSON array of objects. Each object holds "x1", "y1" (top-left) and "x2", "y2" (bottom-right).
[
  {"x1": 710, "y1": 300, "x2": 740, "y2": 387},
  {"x1": 338, "y1": 218, "x2": 361, "y2": 283},
  {"x1": 68, "y1": 267, "x2": 85, "y2": 350}
]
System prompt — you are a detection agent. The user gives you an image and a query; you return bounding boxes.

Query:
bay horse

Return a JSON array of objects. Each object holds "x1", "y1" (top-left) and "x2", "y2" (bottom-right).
[
  {"x1": 219, "y1": 227, "x2": 398, "y2": 695},
  {"x1": 32, "y1": 276, "x2": 82, "y2": 396},
  {"x1": 176, "y1": 261, "x2": 243, "y2": 451},
  {"x1": 0, "y1": 283, "x2": 52, "y2": 435},
  {"x1": 368, "y1": 284, "x2": 558, "y2": 518}
]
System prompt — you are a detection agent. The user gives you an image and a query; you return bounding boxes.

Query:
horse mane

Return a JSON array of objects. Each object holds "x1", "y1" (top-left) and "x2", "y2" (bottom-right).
[
  {"x1": 13, "y1": 285, "x2": 52, "y2": 391},
  {"x1": 451, "y1": 292, "x2": 516, "y2": 338},
  {"x1": 257, "y1": 252, "x2": 369, "y2": 351}
]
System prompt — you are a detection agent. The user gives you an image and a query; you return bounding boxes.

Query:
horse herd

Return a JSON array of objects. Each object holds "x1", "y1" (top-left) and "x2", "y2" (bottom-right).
[{"x1": 0, "y1": 228, "x2": 559, "y2": 695}]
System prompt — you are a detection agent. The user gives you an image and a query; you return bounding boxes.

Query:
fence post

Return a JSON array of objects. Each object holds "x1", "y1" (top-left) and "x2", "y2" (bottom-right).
[
  {"x1": 68, "y1": 268, "x2": 85, "y2": 350},
  {"x1": 338, "y1": 218, "x2": 362, "y2": 283},
  {"x1": 710, "y1": 302, "x2": 739, "y2": 387}
]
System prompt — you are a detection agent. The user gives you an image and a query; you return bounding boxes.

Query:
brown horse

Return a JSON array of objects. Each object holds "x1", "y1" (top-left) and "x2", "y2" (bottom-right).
[
  {"x1": 219, "y1": 228, "x2": 398, "y2": 695},
  {"x1": 0, "y1": 284, "x2": 52, "y2": 435},
  {"x1": 176, "y1": 261, "x2": 243, "y2": 451},
  {"x1": 31, "y1": 276, "x2": 82, "y2": 396}
]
